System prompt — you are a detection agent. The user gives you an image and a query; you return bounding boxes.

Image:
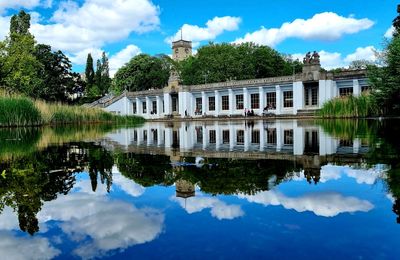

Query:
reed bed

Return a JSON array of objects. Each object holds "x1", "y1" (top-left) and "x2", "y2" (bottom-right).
[
  {"x1": 318, "y1": 94, "x2": 379, "y2": 118},
  {"x1": 0, "y1": 93, "x2": 144, "y2": 127},
  {"x1": 0, "y1": 96, "x2": 42, "y2": 127}
]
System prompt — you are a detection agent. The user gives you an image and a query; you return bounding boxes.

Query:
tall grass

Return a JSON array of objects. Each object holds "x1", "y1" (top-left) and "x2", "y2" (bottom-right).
[
  {"x1": 318, "y1": 94, "x2": 378, "y2": 118},
  {"x1": 0, "y1": 93, "x2": 144, "y2": 127},
  {"x1": 0, "y1": 96, "x2": 42, "y2": 126}
]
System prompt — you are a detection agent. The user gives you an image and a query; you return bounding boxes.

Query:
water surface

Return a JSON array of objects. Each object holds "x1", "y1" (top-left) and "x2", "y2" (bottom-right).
[{"x1": 0, "y1": 119, "x2": 399, "y2": 259}]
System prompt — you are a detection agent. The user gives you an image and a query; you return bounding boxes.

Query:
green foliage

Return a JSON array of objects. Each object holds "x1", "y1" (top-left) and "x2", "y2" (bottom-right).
[
  {"x1": 318, "y1": 94, "x2": 378, "y2": 118},
  {"x1": 85, "y1": 53, "x2": 95, "y2": 89},
  {"x1": 113, "y1": 54, "x2": 171, "y2": 93},
  {"x1": 0, "y1": 92, "x2": 144, "y2": 127},
  {"x1": 368, "y1": 7, "x2": 400, "y2": 115},
  {"x1": 0, "y1": 96, "x2": 42, "y2": 126},
  {"x1": 178, "y1": 42, "x2": 302, "y2": 85},
  {"x1": 1, "y1": 33, "x2": 44, "y2": 97},
  {"x1": 34, "y1": 44, "x2": 84, "y2": 102}
]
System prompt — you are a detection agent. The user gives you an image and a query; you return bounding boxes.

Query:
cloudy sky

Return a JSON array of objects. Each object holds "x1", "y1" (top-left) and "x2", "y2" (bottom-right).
[{"x1": 0, "y1": 0, "x2": 396, "y2": 74}]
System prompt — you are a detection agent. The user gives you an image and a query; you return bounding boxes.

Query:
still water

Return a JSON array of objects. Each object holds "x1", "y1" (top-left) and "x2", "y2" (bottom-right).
[{"x1": 0, "y1": 119, "x2": 399, "y2": 259}]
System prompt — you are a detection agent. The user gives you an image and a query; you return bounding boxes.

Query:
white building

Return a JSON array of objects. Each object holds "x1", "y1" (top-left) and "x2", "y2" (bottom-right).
[{"x1": 97, "y1": 41, "x2": 369, "y2": 119}]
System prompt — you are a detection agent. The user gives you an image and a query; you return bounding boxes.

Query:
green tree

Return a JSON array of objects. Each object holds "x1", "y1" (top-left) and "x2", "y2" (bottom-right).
[
  {"x1": 368, "y1": 6, "x2": 400, "y2": 114},
  {"x1": 34, "y1": 44, "x2": 84, "y2": 101},
  {"x1": 85, "y1": 53, "x2": 95, "y2": 89},
  {"x1": 178, "y1": 42, "x2": 301, "y2": 85},
  {"x1": 0, "y1": 11, "x2": 43, "y2": 97},
  {"x1": 113, "y1": 54, "x2": 170, "y2": 93},
  {"x1": 100, "y1": 51, "x2": 111, "y2": 95}
]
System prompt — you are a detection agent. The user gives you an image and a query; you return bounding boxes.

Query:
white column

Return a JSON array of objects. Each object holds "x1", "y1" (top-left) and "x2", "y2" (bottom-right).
[
  {"x1": 244, "y1": 127, "x2": 250, "y2": 152},
  {"x1": 146, "y1": 97, "x2": 151, "y2": 118},
  {"x1": 259, "y1": 87, "x2": 265, "y2": 115},
  {"x1": 163, "y1": 93, "x2": 171, "y2": 115},
  {"x1": 228, "y1": 89, "x2": 234, "y2": 116},
  {"x1": 275, "y1": 85, "x2": 282, "y2": 115},
  {"x1": 164, "y1": 128, "x2": 173, "y2": 148},
  {"x1": 156, "y1": 96, "x2": 162, "y2": 117},
  {"x1": 202, "y1": 126, "x2": 208, "y2": 150},
  {"x1": 136, "y1": 97, "x2": 142, "y2": 116},
  {"x1": 293, "y1": 81, "x2": 304, "y2": 115},
  {"x1": 259, "y1": 121, "x2": 265, "y2": 151},
  {"x1": 353, "y1": 79, "x2": 361, "y2": 96},
  {"x1": 293, "y1": 126, "x2": 304, "y2": 155},
  {"x1": 243, "y1": 88, "x2": 250, "y2": 112},
  {"x1": 229, "y1": 124, "x2": 235, "y2": 151},
  {"x1": 178, "y1": 91, "x2": 185, "y2": 117},
  {"x1": 201, "y1": 91, "x2": 207, "y2": 115},
  {"x1": 157, "y1": 125, "x2": 162, "y2": 146},
  {"x1": 214, "y1": 90, "x2": 220, "y2": 116},
  {"x1": 216, "y1": 124, "x2": 221, "y2": 151},
  {"x1": 276, "y1": 122, "x2": 282, "y2": 152}
]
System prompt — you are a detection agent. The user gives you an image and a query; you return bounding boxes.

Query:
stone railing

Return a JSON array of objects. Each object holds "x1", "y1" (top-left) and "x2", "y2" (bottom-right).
[
  {"x1": 333, "y1": 69, "x2": 367, "y2": 79},
  {"x1": 184, "y1": 75, "x2": 295, "y2": 91}
]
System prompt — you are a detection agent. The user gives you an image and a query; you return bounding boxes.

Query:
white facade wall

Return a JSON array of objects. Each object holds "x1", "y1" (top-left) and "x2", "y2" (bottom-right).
[{"x1": 102, "y1": 75, "x2": 366, "y2": 119}]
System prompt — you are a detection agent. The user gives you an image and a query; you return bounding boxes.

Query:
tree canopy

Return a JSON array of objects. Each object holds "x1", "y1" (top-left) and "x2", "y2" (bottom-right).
[
  {"x1": 178, "y1": 42, "x2": 302, "y2": 85},
  {"x1": 368, "y1": 6, "x2": 400, "y2": 114},
  {"x1": 112, "y1": 54, "x2": 171, "y2": 93},
  {"x1": 0, "y1": 10, "x2": 84, "y2": 102}
]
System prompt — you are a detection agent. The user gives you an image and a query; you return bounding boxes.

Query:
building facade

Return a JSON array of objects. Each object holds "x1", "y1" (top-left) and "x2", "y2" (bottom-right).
[{"x1": 96, "y1": 41, "x2": 369, "y2": 119}]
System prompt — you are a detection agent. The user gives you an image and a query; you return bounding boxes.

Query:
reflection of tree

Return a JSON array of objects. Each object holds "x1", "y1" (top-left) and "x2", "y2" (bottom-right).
[
  {"x1": 87, "y1": 146, "x2": 114, "y2": 192},
  {"x1": 0, "y1": 142, "x2": 114, "y2": 235},
  {"x1": 115, "y1": 153, "x2": 172, "y2": 187},
  {"x1": 175, "y1": 158, "x2": 299, "y2": 196},
  {"x1": 368, "y1": 120, "x2": 400, "y2": 224},
  {"x1": 116, "y1": 154, "x2": 299, "y2": 196}
]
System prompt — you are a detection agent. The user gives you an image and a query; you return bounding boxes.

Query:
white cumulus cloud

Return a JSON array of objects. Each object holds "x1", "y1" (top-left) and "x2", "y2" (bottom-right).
[
  {"x1": 385, "y1": 26, "x2": 395, "y2": 38},
  {"x1": 292, "y1": 46, "x2": 378, "y2": 69},
  {"x1": 238, "y1": 190, "x2": 374, "y2": 217},
  {"x1": 171, "y1": 195, "x2": 244, "y2": 220},
  {"x1": 234, "y1": 12, "x2": 374, "y2": 46},
  {"x1": 31, "y1": 0, "x2": 159, "y2": 54},
  {"x1": 0, "y1": 0, "x2": 48, "y2": 13},
  {"x1": 165, "y1": 16, "x2": 242, "y2": 46},
  {"x1": 109, "y1": 44, "x2": 142, "y2": 77},
  {"x1": 0, "y1": 231, "x2": 60, "y2": 260}
]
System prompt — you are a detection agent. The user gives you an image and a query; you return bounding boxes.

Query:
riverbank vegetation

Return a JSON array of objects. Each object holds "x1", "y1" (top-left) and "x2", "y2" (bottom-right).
[
  {"x1": 318, "y1": 94, "x2": 378, "y2": 118},
  {"x1": 0, "y1": 93, "x2": 144, "y2": 127}
]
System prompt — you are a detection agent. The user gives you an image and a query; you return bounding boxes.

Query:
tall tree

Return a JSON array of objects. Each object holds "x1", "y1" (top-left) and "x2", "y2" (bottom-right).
[
  {"x1": 100, "y1": 51, "x2": 111, "y2": 95},
  {"x1": 95, "y1": 59, "x2": 102, "y2": 90},
  {"x1": 85, "y1": 53, "x2": 95, "y2": 89}
]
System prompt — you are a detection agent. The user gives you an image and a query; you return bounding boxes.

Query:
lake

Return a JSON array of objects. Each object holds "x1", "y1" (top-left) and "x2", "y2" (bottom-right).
[{"x1": 0, "y1": 119, "x2": 399, "y2": 259}]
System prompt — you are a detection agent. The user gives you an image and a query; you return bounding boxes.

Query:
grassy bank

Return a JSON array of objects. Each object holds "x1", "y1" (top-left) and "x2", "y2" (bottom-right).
[
  {"x1": 0, "y1": 95, "x2": 144, "y2": 127},
  {"x1": 318, "y1": 94, "x2": 378, "y2": 118}
]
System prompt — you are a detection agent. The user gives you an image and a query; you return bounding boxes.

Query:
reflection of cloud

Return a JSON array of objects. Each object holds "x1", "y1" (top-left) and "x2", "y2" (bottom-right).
[
  {"x1": 292, "y1": 164, "x2": 387, "y2": 184},
  {"x1": 38, "y1": 193, "x2": 163, "y2": 259},
  {"x1": 171, "y1": 196, "x2": 244, "y2": 220},
  {"x1": 239, "y1": 190, "x2": 373, "y2": 217},
  {"x1": 112, "y1": 166, "x2": 145, "y2": 197},
  {"x1": 0, "y1": 231, "x2": 60, "y2": 260}
]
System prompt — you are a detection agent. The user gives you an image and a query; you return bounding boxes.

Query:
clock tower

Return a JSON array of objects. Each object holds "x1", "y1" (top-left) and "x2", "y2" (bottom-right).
[{"x1": 172, "y1": 39, "x2": 192, "y2": 61}]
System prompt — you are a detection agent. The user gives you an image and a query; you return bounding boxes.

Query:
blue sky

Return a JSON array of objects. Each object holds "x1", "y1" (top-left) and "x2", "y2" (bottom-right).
[{"x1": 0, "y1": 0, "x2": 397, "y2": 75}]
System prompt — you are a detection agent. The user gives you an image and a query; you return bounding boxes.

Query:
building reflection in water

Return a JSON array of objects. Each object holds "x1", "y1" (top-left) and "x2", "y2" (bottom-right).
[
  {"x1": 103, "y1": 120, "x2": 366, "y2": 160},
  {"x1": 102, "y1": 120, "x2": 370, "y2": 189}
]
